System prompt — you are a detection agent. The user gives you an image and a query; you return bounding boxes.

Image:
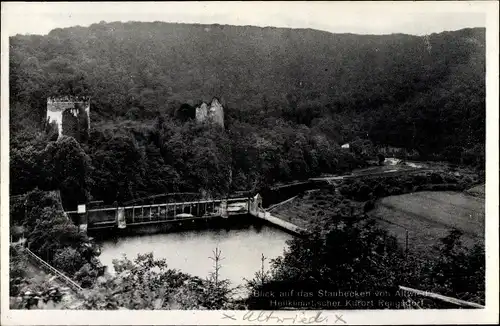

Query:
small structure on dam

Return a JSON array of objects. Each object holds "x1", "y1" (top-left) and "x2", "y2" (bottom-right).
[
  {"x1": 249, "y1": 194, "x2": 263, "y2": 215},
  {"x1": 46, "y1": 96, "x2": 90, "y2": 143}
]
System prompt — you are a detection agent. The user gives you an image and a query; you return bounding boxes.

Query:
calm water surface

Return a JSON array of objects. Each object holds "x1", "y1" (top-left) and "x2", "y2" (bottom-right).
[{"x1": 99, "y1": 224, "x2": 293, "y2": 287}]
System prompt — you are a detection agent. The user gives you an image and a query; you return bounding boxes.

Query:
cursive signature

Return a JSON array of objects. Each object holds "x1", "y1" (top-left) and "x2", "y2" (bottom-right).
[{"x1": 221, "y1": 311, "x2": 346, "y2": 324}]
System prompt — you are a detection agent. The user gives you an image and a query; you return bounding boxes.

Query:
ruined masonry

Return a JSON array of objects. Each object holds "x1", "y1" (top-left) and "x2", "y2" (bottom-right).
[
  {"x1": 46, "y1": 96, "x2": 90, "y2": 142},
  {"x1": 195, "y1": 97, "x2": 224, "y2": 128}
]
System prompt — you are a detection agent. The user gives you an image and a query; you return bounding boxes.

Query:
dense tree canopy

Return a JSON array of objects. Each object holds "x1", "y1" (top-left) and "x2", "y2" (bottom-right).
[{"x1": 9, "y1": 22, "x2": 485, "y2": 205}]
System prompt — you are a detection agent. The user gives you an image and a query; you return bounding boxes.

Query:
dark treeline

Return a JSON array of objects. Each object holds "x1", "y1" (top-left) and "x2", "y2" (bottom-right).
[
  {"x1": 247, "y1": 222, "x2": 485, "y2": 309},
  {"x1": 9, "y1": 22, "x2": 485, "y2": 207}
]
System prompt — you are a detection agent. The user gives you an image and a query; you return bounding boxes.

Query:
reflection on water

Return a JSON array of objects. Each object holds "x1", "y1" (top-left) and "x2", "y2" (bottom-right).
[{"x1": 99, "y1": 224, "x2": 292, "y2": 288}]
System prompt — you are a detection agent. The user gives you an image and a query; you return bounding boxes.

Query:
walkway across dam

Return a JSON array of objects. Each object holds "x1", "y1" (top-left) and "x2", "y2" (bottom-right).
[{"x1": 65, "y1": 194, "x2": 304, "y2": 235}]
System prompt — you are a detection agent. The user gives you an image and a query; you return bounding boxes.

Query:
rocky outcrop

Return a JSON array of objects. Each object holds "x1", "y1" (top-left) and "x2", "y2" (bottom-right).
[{"x1": 195, "y1": 97, "x2": 224, "y2": 128}]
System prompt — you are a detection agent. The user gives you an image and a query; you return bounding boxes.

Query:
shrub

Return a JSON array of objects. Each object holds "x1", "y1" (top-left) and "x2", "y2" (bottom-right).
[
  {"x1": 403, "y1": 181, "x2": 414, "y2": 192},
  {"x1": 75, "y1": 263, "x2": 100, "y2": 288},
  {"x1": 388, "y1": 186, "x2": 402, "y2": 195},
  {"x1": 364, "y1": 200, "x2": 375, "y2": 212},
  {"x1": 419, "y1": 184, "x2": 462, "y2": 191},
  {"x1": 444, "y1": 174, "x2": 458, "y2": 183},
  {"x1": 412, "y1": 174, "x2": 428, "y2": 185},
  {"x1": 53, "y1": 247, "x2": 85, "y2": 276},
  {"x1": 356, "y1": 184, "x2": 372, "y2": 201},
  {"x1": 430, "y1": 173, "x2": 444, "y2": 184},
  {"x1": 373, "y1": 183, "x2": 387, "y2": 198}
]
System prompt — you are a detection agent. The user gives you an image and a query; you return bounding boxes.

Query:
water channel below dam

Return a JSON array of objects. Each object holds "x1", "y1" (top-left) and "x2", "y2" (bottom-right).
[{"x1": 98, "y1": 219, "x2": 293, "y2": 289}]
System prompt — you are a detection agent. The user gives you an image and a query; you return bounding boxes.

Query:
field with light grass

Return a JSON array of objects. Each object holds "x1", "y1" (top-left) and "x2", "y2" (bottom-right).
[{"x1": 369, "y1": 191, "x2": 485, "y2": 256}]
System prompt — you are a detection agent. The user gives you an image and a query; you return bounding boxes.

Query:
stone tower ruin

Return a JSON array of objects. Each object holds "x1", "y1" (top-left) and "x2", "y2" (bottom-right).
[
  {"x1": 46, "y1": 96, "x2": 90, "y2": 143},
  {"x1": 195, "y1": 97, "x2": 224, "y2": 128}
]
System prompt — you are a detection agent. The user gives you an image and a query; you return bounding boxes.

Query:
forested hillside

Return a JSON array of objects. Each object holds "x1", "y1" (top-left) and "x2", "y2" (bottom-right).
[{"x1": 9, "y1": 22, "x2": 485, "y2": 207}]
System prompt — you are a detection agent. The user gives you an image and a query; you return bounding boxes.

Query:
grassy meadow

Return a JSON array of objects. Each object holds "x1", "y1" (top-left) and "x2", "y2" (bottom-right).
[{"x1": 369, "y1": 191, "x2": 485, "y2": 257}]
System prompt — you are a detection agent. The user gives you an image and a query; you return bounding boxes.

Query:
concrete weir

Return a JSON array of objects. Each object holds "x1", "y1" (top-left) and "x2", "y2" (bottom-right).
[
  {"x1": 252, "y1": 210, "x2": 305, "y2": 236},
  {"x1": 248, "y1": 194, "x2": 306, "y2": 236}
]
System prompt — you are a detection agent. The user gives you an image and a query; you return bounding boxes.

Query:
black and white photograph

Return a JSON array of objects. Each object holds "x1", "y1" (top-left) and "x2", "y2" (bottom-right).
[{"x1": 1, "y1": 1, "x2": 498, "y2": 324}]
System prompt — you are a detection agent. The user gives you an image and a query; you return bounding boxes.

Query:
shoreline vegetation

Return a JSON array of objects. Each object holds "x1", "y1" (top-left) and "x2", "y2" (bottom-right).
[{"x1": 9, "y1": 22, "x2": 485, "y2": 310}]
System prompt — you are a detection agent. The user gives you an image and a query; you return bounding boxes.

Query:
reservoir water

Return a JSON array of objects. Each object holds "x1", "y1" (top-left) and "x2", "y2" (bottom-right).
[{"x1": 98, "y1": 222, "x2": 293, "y2": 289}]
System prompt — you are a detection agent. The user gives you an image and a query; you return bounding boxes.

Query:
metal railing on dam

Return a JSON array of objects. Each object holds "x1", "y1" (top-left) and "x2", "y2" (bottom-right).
[{"x1": 66, "y1": 197, "x2": 252, "y2": 231}]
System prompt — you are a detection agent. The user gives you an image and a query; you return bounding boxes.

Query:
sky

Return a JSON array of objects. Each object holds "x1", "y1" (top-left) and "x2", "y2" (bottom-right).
[{"x1": 2, "y1": 1, "x2": 487, "y2": 37}]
